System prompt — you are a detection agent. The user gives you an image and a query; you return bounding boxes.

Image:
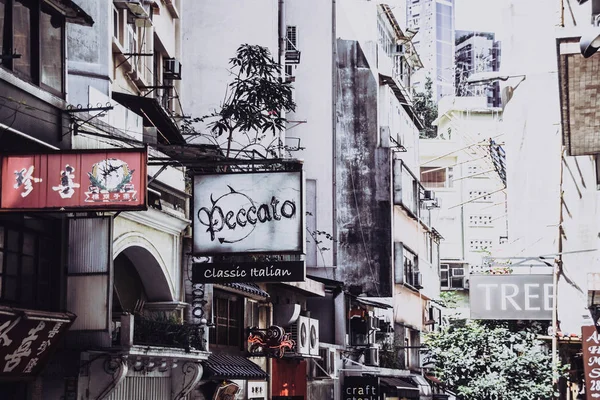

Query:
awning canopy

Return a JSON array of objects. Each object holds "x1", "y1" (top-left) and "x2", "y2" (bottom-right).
[
  {"x1": 379, "y1": 377, "x2": 420, "y2": 399},
  {"x1": 45, "y1": 0, "x2": 94, "y2": 26},
  {"x1": 0, "y1": 306, "x2": 75, "y2": 378},
  {"x1": 202, "y1": 354, "x2": 268, "y2": 380},
  {"x1": 217, "y1": 282, "x2": 270, "y2": 299},
  {"x1": 352, "y1": 295, "x2": 393, "y2": 310},
  {"x1": 112, "y1": 91, "x2": 185, "y2": 145}
]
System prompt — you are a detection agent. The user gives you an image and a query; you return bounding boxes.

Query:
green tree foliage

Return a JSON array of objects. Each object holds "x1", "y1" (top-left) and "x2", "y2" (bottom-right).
[
  {"x1": 413, "y1": 77, "x2": 438, "y2": 139},
  {"x1": 182, "y1": 44, "x2": 296, "y2": 157},
  {"x1": 424, "y1": 320, "x2": 562, "y2": 400}
]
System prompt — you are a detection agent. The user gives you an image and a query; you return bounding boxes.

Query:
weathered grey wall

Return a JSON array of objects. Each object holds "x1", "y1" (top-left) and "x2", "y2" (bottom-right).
[
  {"x1": 67, "y1": 0, "x2": 110, "y2": 105},
  {"x1": 307, "y1": 378, "x2": 337, "y2": 400},
  {"x1": 335, "y1": 40, "x2": 392, "y2": 297}
]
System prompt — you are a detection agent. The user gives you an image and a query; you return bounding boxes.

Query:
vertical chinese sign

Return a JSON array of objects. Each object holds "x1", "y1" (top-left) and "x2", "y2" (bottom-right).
[
  {"x1": 0, "y1": 307, "x2": 75, "y2": 378},
  {"x1": 582, "y1": 325, "x2": 600, "y2": 398},
  {"x1": 0, "y1": 148, "x2": 147, "y2": 212}
]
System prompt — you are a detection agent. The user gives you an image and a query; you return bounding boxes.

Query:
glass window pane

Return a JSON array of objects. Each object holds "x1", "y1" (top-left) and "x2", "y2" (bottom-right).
[
  {"x1": 22, "y1": 255, "x2": 34, "y2": 277},
  {"x1": 13, "y1": 0, "x2": 31, "y2": 78},
  {"x1": 41, "y1": 7, "x2": 63, "y2": 92},
  {"x1": 0, "y1": 226, "x2": 3, "y2": 249},
  {"x1": 4, "y1": 276, "x2": 16, "y2": 300},
  {"x1": 6, "y1": 253, "x2": 18, "y2": 276},
  {"x1": 6, "y1": 230, "x2": 19, "y2": 252},
  {"x1": 22, "y1": 233, "x2": 34, "y2": 256}
]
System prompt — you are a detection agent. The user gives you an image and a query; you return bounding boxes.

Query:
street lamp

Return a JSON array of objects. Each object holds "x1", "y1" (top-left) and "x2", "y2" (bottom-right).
[
  {"x1": 580, "y1": 14, "x2": 600, "y2": 58},
  {"x1": 466, "y1": 71, "x2": 527, "y2": 107}
]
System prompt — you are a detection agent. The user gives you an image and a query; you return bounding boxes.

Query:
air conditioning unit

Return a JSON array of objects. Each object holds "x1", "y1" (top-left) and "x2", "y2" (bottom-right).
[
  {"x1": 364, "y1": 346, "x2": 379, "y2": 366},
  {"x1": 308, "y1": 318, "x2": 320, "y2": 356},
  {"x1": 452, "y1": 267, "x2": 465, "y2": 278},
  {"x1": 163, "y1": 58, "x2": 182, "y2": 80},
  {"x1": 292, "y1": 316, "x2": 310, "y2": 355},
  {"x1": 422, "y1": 190, "x2": 435, "y2": 201},
  {"x1": 114, "y1": 0, "x2": 149, "y2": 18},
  {"x1": 367, "y1": 315, "x2": 380, "y2": 332},
  {"x1": 413, "y1": 271, "x2": 423, "y2": 289},
  {"x1": 315, "y1": 347, "x2": 337, "y2": 377}
]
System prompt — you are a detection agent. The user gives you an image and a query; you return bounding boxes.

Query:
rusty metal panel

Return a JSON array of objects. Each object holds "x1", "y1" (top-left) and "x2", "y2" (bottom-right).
[
  {"x1": 68, "y1": 217, "x2": 111, "y2": 274},
  {"x1": 105, "y1": 376, "x2": 171, "y2": 400},
  {"x1": 66, "y1": 217, "x2": 112, "y2": 331}
]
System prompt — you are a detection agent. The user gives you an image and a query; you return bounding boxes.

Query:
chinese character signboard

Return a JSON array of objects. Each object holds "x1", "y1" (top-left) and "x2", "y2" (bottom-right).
[
  {"x1": 343, "y1": 376, "x2": 378, "y2": 400},
  {"x1": 0, "y1": 306, "x2": 75, "y2": 378},
  {"x1": 0, "y1": 148, "x2": 147, "y2": 212},
  {"x1": 470, "y1": 274, "x2": 554, "y2": 320},
  {"x1": 192, "y1": 170, "x2": 304, "y2": 255},
  {"x1": 582, "y1": 325, "x2": 600, "y2": 398}
]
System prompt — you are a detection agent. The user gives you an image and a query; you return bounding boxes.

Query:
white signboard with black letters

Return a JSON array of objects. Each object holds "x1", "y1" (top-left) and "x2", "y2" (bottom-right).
[{"x1": 193, "y1": 170, "x2": 304, "y2": 254}]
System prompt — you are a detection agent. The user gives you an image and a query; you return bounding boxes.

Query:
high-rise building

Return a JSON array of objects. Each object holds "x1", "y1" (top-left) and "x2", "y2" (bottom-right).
[
  {"x1": 406, "y1": 0, "x2": 455, "y2": 100},
  {"x1": 455, "y1": 30, "x2": 502, "y2": 108}
]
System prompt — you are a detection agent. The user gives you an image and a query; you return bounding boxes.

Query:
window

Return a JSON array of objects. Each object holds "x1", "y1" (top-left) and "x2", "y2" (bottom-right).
[
  {"x1": 441, "y1": 263, "x2": 466, "y2": 290},
  {"x1": 211, "y1": 290, "x2": 243, "y2": 349},
  {"x1": 395, "y1": 242, "x2": 420, "y2": 288},
  {"x1": 0, "y1": 0, "x2": 65, "y2": 95},
  {"x1": 286, "y1": 25, "x2": 298, "y2": 51},
  {"x1": 0, "y1": 217, "x2": 61, "y2": 310},
  {"x1": 469, "y1": 239, "x2": 492, "y2": 251},
  {"x1": 469, "y1": 215, "x2": 493, "y2": 227},
  {"x1": 468, "y1": 190, "x2": 492, "y2": 202},
  {"x1": 420, "y1": 166, "x2": 453, "y2": 188}
]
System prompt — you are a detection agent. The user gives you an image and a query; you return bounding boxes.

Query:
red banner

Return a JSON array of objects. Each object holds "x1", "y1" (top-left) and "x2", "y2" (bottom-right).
[
  {"x1": 582, "y1": 325, "x2": 600, "y2": 398},
  {"x1": 0, "y1": 307, "x2": 75, "y2": 378},
  {"x1": 0, "y1": 148, "x2": 147, "y2": 211}
]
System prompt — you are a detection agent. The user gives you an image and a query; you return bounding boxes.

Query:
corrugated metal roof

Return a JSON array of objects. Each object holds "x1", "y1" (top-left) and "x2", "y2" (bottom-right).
[
  {"x1": 219, "y1": 283, "x2": 269, "y2": 298},
  {"x1": 203, "y1": 354, "x2": 268, "y2": 380}
]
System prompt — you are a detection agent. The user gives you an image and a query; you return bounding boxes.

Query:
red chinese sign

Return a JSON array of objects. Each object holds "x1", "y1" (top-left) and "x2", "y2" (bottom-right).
[
  {"x1": 0, "y1": 148, "x2": 147, "y2": 211},
  {"x1": 582, "y1": 325, "x2": 600, "y2": 398},
  {"x1": 0, "y1": 307, "x2": 75, "y2": 378}
]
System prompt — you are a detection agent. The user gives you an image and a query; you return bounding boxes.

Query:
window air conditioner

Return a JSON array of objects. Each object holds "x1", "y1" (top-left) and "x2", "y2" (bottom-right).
[
  {"x1": 292, "y1": 316, "x2": 310, "y2": 355},
  {"x1": 315, "y1": 347, "x2": 337, "y2": 377},
  {"x1": 308, "y1": 318, "x2": 320, "y2": 356},
  {"x1": 422, "y1": 190, "x2": 435, "y2": 201},
  {"x1": 452, "y1": 268, "x2": 465, "y2": 278},
  {"x1": 364, "y1": 346, "x2": 379, "y2": 366},
  {"x1": 163, "y1": 58, "x2": 182, "y2": 80},
  {"x1": 413, "y1": 271, "x2": 423, "y2": 289}
]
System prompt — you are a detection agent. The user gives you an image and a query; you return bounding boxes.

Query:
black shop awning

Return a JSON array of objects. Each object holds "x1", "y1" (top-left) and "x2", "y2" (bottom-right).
[
  {"x1": 379, "y1": 377, "x2": 420, "y2": 399},
  {"x1": 203, "y1": 354, "x2": 268, "y2": 380},
  {"x1": 112, "y1": 91, "x2": 185, "y2": 145}
]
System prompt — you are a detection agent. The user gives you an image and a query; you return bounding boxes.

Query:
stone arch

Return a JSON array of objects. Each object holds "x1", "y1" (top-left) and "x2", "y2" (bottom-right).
[{"x1": 113, "y1": 232, "x2": 175, "y2": 302}]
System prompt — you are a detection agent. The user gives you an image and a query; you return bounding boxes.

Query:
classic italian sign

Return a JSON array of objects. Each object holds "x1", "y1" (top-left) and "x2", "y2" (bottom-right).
[
  {"x1": 192, "y1": 170, "x2": 304, "y2": 254},
  {"x1": 0, "y1": 148, "x2": 147, "y2": 212},
  {"x1": 0, "y1": 306, "x2": 75, "y2": 378},
  {"x1": 582, "y1": 325, "x2": 600, "y2": 398},
  {"x1": 470, "y1": 274, "x2": 554, "y2": 320},
  {"x1": 192, "y1": 261, "x2": 306, "y2": 283}
]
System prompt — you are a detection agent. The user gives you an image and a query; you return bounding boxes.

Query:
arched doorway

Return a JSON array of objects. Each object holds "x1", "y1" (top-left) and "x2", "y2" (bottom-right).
[{"x1": 113, "y1": 245, "x2": 174, "y2": 315}]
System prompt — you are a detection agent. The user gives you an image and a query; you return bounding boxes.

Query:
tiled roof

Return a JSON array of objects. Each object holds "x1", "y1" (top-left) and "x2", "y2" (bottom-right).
[
  {"x1": 203, "y1": 353, "x2": 268, "y2": 380},
  {"x1": 220, "y1": 283, "x2": 269, "y2": 298}
]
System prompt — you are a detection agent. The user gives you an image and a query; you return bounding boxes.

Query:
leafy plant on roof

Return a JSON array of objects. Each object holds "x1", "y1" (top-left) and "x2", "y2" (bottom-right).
[
  {"x1": 181, "y1": 44, "x2": 297, "y2": 159},
  {"x1": 413, "y1": 77, "x2": 438, "y2": 139}
]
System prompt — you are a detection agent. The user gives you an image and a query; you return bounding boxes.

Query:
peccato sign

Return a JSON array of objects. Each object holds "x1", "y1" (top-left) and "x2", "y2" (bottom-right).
[
  {"x1": 582, "y1": 325, "x2": 600, "y2": 398},
  {"x1": 0, "y1": 148, "x2": 147, "y2": 212},
  {"x1": 193, "y1": 170, "x2": 304, "y2": 254}
]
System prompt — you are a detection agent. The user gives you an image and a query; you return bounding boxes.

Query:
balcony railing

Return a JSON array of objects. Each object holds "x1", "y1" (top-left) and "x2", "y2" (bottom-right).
[{"x1": 113, "y1": 314, "x2": 208, "y2": 352}]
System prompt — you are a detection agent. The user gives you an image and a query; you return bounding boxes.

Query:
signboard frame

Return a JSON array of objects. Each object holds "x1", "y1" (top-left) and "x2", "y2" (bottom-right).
[
  {"x1": 192, "y1": 260, "x2": 306, "y2": 284},
  {"x1": 0, "y1": 147, "x2": 148, "y2": 212},
  {"x1": 192, "y1": 169, "x2": 305, "y2": 256},
  {"x1": 469, "y1": 273, "x2": 554, "y2": 320}
]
